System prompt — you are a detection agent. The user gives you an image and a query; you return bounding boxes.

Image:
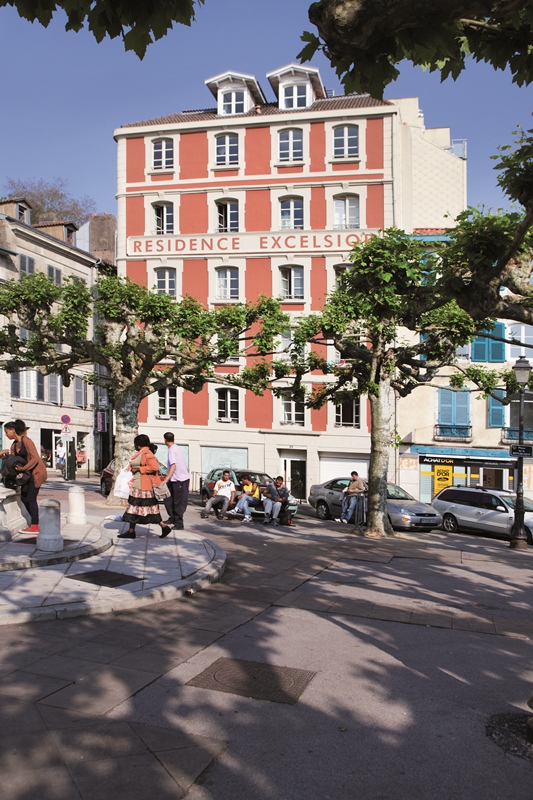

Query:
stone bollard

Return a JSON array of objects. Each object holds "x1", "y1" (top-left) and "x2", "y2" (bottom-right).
[
  {"x1": 67, "y1": 486, "x2": 87, "y2": 525},
  {"x1": 36, "y1": 499, "x2": 64, "y2": 552}
]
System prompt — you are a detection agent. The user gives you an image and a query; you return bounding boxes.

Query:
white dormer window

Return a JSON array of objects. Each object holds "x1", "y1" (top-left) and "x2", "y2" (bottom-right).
[
  {"x1": 283, "y1": 84, "x2": 307, "y2": 109},
  {"x1": 222, "y1": 91, "x2": 245, "y2": 115}
]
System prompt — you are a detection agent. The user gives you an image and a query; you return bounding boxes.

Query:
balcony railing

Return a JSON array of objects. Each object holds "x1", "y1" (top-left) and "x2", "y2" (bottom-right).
[
  {"x1": 501, "y1": 427, "x2": 533, "y2": 444},
  {"x1": 434, "y1": 424, "x2": 472, "y2": 442}
]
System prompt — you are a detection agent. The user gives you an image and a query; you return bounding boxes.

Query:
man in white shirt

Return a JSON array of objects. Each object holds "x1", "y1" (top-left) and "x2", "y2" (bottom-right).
[
  {"x1": 162, "y1": 432, "x2": 191, "y2": 530},
  {"x1": 201, "y1": 470, "x2": 235, "y2": 519},
  {"x1": 56, "y1": 443, "x2": 66, "y2": 473}
]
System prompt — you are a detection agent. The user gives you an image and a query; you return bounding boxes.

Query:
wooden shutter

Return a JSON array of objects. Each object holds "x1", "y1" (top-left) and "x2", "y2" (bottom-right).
[
  {"x1": 438, "y1": 389, "x2": 454, "y2": 424},
  {"x1": 471, "y1": 335, "x2": 488, "y2": 362},
  {"x1": 489, "y1": 322, "x2": 505, "y2": 362},
  {"x1": 455, "y1": 391, "x2": 470, "y2": 424},
  {"x1": 489, "y1": 389, "x2": 505, "y2": 427},
  {"x1": 10, "y1": 372, "x2": 20, "y2": 398},
  {"x1": 36, "y1": 372, "x2": 45, "y2": 401}
]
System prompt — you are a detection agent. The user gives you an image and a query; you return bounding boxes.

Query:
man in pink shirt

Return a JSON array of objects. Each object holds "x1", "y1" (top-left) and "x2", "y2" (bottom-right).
[{"x1": 162, "y1": 432, "x2": 190, "y2": 530}]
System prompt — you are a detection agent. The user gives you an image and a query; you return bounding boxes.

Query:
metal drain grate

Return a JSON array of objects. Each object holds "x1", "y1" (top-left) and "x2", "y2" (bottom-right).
[
  {"x1": 187, "y1": 657, "x2": 316, "y2": 704},
  {"x1": 66, "y1": 569, "x2": 143, "y2": 588}
]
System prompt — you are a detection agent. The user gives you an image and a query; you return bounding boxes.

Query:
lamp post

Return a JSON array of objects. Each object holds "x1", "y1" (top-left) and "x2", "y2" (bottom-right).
[{"x1": 510, "y1": 356, "x2": 531, "y2": 550}]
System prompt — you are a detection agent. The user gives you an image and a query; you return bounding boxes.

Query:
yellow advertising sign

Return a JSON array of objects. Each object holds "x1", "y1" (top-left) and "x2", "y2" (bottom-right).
[{"x1": 434, "y1": 464, "x2": 453, "y2": 492}]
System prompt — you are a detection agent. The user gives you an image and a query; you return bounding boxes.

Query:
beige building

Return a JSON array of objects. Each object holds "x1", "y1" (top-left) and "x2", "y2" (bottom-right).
[{"x1": 0, "y1": 197, "x2": 101, "y2": 470}]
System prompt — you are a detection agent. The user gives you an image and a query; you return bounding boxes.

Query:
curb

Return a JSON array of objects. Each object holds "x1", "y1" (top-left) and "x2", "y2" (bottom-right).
[
  {"x1": 0, "y1": 533, "x2": 114, "y2": 572},
  {"x1": 0, "y1": 537, "x2": 226, "y2": 626}
]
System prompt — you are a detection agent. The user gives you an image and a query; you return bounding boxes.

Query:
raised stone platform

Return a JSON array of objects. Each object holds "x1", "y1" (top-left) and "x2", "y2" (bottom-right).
[{"x1": 0, "y1": 525, "x2": 113, "y2": 571}]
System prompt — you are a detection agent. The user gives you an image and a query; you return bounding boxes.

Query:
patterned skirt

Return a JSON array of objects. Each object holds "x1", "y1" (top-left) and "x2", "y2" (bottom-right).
[{"x1": 122, "y1": 488, "x2": 162, "y2": 525}]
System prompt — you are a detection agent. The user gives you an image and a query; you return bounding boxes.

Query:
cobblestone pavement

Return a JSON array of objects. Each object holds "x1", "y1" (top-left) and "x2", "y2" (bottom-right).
[{"x1": 1, "y1": 476, "x2": 532, "y2": 798}]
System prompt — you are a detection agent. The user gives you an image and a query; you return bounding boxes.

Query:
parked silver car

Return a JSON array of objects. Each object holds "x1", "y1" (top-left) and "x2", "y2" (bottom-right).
[
  {"x1": 432, "y1": 486, "x2": 533, "y2": 543},
  {"x1": 308, "y1": 478, "x2": 442, "y2": 531}
]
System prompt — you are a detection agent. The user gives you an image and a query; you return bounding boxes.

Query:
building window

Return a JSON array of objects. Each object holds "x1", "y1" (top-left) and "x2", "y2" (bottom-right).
[
  {"x1": 216, "y1": 134, "x2": 239, "y2": 165},
  {"x1": 333, "y1": 125, "x2": 359, "y2": 159},
  {"x1": 155, "y1": 268, "x2": 177, "y2": 298},
  {"x1": 20, "y1": 255, "x2": 35, "y2": 278},
  {"x1": 217, "y1": 388, "x2": 239, "y2": 422},
  {"x1": 216, "y1": 268, "x2": 239, "y2": 300},
  {"x1": 471, "y1": 322, "x2": 505, "y2": 362},
  {"x1": 216, "y1": 200, "x2": 239, "y2": 232},
  {"x1": 335, "y1": 397, "x2": 360, "y2": 427},
  {"x1": 153, "y1": 139, "x2": 174, "y2": 170},
  {"x1": 280, "y1": 266, "x2": 304, "y2": 300},
  {"x1": 222, "y1": 91, "x2": 244, "y2": 115},
  {"x1": 11, "y1": 370, "x2": 44, "y2": 401},
  {"x1": 74, "y1": 377, "x2": 87, "y2": 408},
  {"x1": 334, "y1": 196, "x2": 360, "y2": 229},
  {"x1": 281, "y1": 394, "x2": 305, "y2": 426},
  {"x1": 47, "y1": 265, "x2": 62, "y2": 285},
  {"x1": 510, "y1": 324, "x2": 533, "y2": 359},
  {"x1": 279, "y1": 129, "x2": 303, "y2": 162},
  {"x1": 277, "y1": 329, "x2": 293, "y2": 360},
  {"x1": 283, "y1": 84, "x2": 307, "y2": 109},
  {"x1": 154, "y1": 204, "x2": 174, "y2": 234},
  {"x1": 280, "y1": 197, "x2": 304, "y2": 230},
  {"x1": 158, "y1": 387, "x2": 177, "y2": 419},
  {"x1": 48, "y1": 374, "x2": 62, "y2": 405},
  {"x1": 437, "y1": 389, "x2": 470, "y2": 437}
]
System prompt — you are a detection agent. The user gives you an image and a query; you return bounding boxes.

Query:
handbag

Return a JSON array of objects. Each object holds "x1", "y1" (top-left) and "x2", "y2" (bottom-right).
[
  {"x1": 152, "y1": 480, "x2": 170, "y2": 501},
  {"x1": 114, "y1": 466, "x2": 133, "y2": 499}
]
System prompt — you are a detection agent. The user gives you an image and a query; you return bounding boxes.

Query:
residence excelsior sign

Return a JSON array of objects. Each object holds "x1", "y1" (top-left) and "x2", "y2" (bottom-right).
[{"x1": 126, "y1": 229, "x2": 382, "y2": 257}]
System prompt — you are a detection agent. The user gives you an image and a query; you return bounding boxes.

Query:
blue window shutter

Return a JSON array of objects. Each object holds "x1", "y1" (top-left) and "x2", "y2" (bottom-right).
[
  {"x1": 420, "y1": 332, "x2": 428, "y2": 361},
  {"x1": 455, "y1": 391, "x2": 470, "y2": 424},
  {"x1": 471, "y1": 336, "x2": 488, "y2": 362},
  {"x1": 438, "y1": 389, "x2": 454, "y2": 424},
  {"x1": 11, "y1": 372, "x2": 20, "y2": 398},
  {"x1": 489, "y1": 389, "x2": 505, "y2": 427},
  {"x1": 489, "y1": 322, "x2": 505, "y2": 362}
]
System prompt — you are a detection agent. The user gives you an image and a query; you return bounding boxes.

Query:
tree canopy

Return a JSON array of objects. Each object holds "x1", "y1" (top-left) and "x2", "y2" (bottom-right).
[
  {"x1": 3, "y1": 177, "x2": 96, "y2": 227},
  {"x1": 301, "y1": 0, "x2": 533, "y2": 97},
  {"x1": 0, "y1": 0, "x2": 202, "y2": 57}
]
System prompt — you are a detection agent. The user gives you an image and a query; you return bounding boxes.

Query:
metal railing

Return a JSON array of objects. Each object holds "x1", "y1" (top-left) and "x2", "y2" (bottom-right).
[
  {"x1": 434, "y1": 424, "x2": 472, "y2": 441},
  {"x1": 502, "y1": 427, "x2": 533, "y2": 443}
]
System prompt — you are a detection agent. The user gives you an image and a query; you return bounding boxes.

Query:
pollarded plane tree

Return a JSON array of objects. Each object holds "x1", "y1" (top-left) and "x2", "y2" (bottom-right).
[{"x1": 0, "y1": 273, "x2": 288, "y2": 499}]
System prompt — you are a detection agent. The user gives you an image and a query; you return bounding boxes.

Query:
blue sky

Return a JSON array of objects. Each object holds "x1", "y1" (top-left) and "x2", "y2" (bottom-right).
[{"x1": 0, "y1": 0, "x2": 531, "y2": 216}]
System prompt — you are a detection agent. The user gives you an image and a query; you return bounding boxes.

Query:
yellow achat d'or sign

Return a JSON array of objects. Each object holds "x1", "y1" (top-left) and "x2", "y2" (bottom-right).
[{"x1": 434, "y1": 464, "x2": 453, "y2": 491}]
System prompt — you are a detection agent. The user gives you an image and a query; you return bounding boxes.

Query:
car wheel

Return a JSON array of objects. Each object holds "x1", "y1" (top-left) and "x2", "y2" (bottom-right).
[
  {"x1": 442, "y1": 513, "x2": 458, "y2": 533},
  {"x1": 316, "y1": 501, "x2": 330, "y2": 520},
  {"x1": 525, "y1": 526, "x2": 533, "y2": 546},
  {"x1": 201, "y1": 491, "x2": 209, "y2": 505},
  {"x1": 100, "y1": 479, "x2": 109, "y2": 498}
]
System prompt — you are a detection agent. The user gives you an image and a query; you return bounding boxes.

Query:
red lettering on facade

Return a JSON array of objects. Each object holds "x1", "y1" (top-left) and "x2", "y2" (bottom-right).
[
  {"x1": 271, "y1": 236, "x2": 281, "y2": 249},
  {"x1": 284, "y1": 235, "x2": 296, "y2": 248},
  {"x1": 175, "y1": 239, "x2": 186, "y2": 251},
  {"x1": 133, "y1": 240, "x2": 141, "y2": 253},
  {"x1": 300, "y1": 235, "x2": 309, "y2": 248},
  {"x1": 190, "y1": 239, "x2": 197, "y2": 251},
  {"x1": 217, "y1": 238, "x2": 228, "y2": 250},
  {"x1": 156, "y1": 240, "x2": 164, "y2": 252},
  {"x1": 259, "y1": 236, "x2": 268, "y2": 249},
  {"x1": 232, "y1": 237, "x2": 240, "y2": 250}
]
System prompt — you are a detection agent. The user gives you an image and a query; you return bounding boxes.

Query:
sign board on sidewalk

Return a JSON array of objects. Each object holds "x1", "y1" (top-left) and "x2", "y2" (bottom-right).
[
  {"x1": 510, "y1": 445, "x2": 533, "y2": 457},
  {"x1": 61, "y1": 435, "x2": 74, "y2": 443}
]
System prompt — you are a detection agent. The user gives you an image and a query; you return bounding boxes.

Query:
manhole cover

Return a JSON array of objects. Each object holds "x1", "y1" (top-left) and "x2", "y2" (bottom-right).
[
  {"x1": 66, "y1": 569, "x2": 142, "y2": 588},
  {"x1": 486, "y1": 713, "x2": 533, "y2": 761},
  {"x1": 187, "y1": 657, "x2": 316, "y2": 704}
]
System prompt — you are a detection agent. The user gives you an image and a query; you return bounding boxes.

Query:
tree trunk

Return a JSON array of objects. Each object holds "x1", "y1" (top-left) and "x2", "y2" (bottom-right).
[
  {"x1": 366, "y1": 375, "x2": 395, "y2": 537},
  {"x1": 105, "y1": 385, "x2": 142, "y2": 506}
]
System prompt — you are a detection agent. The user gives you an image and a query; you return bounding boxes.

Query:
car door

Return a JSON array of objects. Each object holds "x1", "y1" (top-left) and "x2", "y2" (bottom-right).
[
  {"x1": 451, "y1": 491, "x2": 484, "y2": 530},
  {"x1": 473, "y1": 494, "x2": 513, "y2": 538},
  {"x1": 326, "y1": 479, "x2": 350, "y2": 514}
]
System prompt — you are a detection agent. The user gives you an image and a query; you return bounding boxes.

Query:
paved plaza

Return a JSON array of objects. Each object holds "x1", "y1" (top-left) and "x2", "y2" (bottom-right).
[{"x1": 0, "y1": 476, "x2": 532, "y2": 798}]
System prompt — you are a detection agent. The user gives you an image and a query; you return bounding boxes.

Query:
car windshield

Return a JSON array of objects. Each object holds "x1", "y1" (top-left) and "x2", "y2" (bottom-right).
[
  {"x1": 498, "y1": 495, "x2": 533, "y2": 512},
  {"x1": 236, "y1": 472, "x2": 272, "y2": 485},
  {"x1": 386, "y1": 484, "x2": 415, "y2": 500}
]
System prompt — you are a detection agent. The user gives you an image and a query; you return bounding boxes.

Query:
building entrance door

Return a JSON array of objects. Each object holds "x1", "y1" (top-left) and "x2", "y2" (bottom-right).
[
  {"x1": 482, "y1": 468, "x2": 504, "y2": 490},
  {"x1": 281, "y1": 457, "x2": 306, "y2": 501}
]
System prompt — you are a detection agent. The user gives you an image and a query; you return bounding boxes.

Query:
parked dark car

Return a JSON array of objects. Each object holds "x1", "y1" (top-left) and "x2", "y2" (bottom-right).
[
  {"x1": 201, "y1": 468, "x2": 298, "y2": 520},
  {"x1": 100, "y1": 458, "x2": 167, "y2": 497},
  {"x1": 308, "y1": 477, "x2": 442, "y2": 531},
  {"x1": 432, "y1": 485, "x2": 533, "y2": 543}
]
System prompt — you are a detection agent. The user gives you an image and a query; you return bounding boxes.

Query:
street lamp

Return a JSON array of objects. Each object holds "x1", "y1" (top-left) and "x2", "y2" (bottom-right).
[{"x1": 510, "y1": 356, "x2": 531, "y2": 550}]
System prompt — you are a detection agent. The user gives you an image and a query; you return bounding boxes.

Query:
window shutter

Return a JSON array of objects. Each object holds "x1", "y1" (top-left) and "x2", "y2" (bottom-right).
[
  {"x1": 471, "y1": 336, "x2": 488, "y2": 362},
  {"x1": 420, "y1": 332, "x2": 428, "y2": 361},
  {"x1": 489, "y1": 389, "x2": 506, "y2": 427},
  {"x1": 438, "y1": 389, "x2": 454, "y2": 424},
  {"x1": 49, "y1": 375, "x2": 59, "y2": 404},
  {"x1": 74, "y1": 377, "x2": 85, "y2": 407},
  {"x1": 11, "y1": 372, "x2": 20, "y2": 398},
  {"x1": 36, "y1": 372, "x2": 45, "y2": 401},
  {"x1": 489, "y1": 322, "x2": 506, "y2": 362},
  {"x1": 455, "y1": 391, "x2": 470, "y2": 425}
]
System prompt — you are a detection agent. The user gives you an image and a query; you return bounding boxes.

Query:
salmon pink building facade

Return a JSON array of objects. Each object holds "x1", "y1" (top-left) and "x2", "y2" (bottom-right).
[{"x1": 115, "y1": 64, "x2": 466, "y2": 495}]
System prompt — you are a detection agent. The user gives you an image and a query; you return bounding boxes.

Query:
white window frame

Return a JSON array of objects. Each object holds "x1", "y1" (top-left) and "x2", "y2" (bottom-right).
[
  {"x1": 152, "y1": 138, "x2": 174, "y2": 171},
  {"x1": 158, "y1": 387, "x2": 178, "y2": 419},
  {"x1": 221, "y1": 90, "x2": 245, "y2": 116},
  {"x1": 510, "y1": 324, "x2": 533, "y2": 359},
  {"x1": 333, "y1": 195, "x2": 360, "y2": 229},
  {"x1": 216, "y1": 200, "x2": 239, "y2": 232},
  {"x1": 217, "y1": 388, "x2": 239, "y2": 422},
  {"x1": 215, "y1": 134, "x2": 239, "y2": 166},
  {"x1": 280, "y1": 197, "x2": 304, "y2": 230},
  {"x1": 155, "y1": 268, "x2": 177, "y2": 298},
  {"x1": 216, "y1": 267, "x2": 239, "y2": 301},
  {"x1": 333, "y1": 125, "x2": 359, "y2": 159},
  {"x1": 280, "y1": 266, "x2": 304, "y2": 300},
  {"x1": 281, "y1": 394, "x2": 305, "y2": 426},
  {"x1": 335, "y1": 397, "x2": 361, "y2": 428},
  {"x1": 154, "y1": 203, "x2": 174, "y2": 234},
  {"x1": 283, "y1": 84, "x2": 308, "y2": 109},
  {"x1": 279, "y1": 129, "x2": 303, "y2": 162}
]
